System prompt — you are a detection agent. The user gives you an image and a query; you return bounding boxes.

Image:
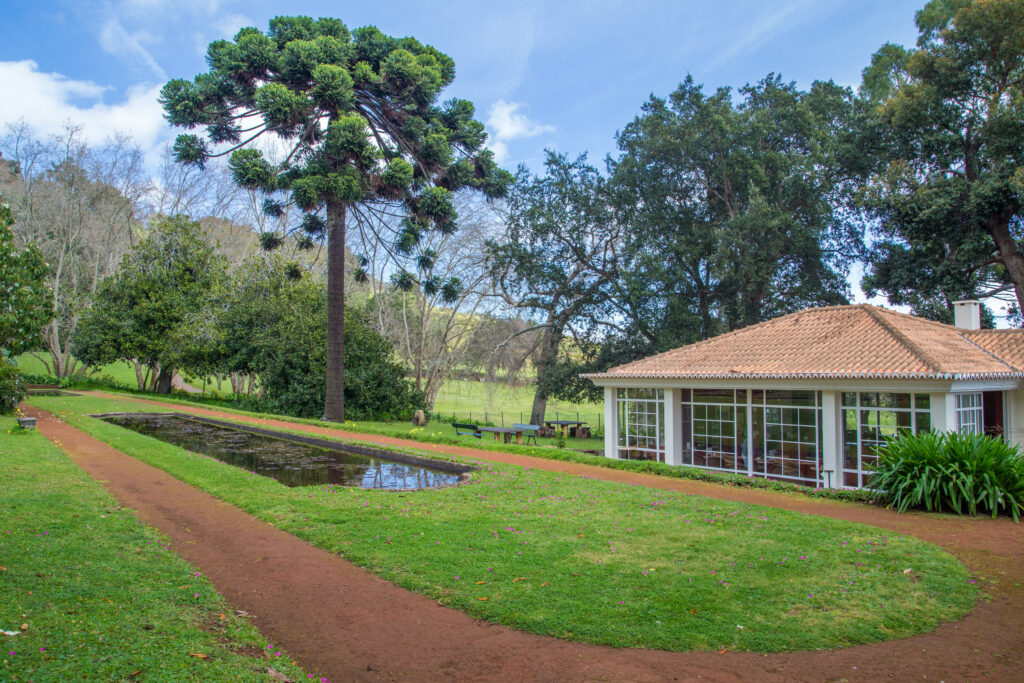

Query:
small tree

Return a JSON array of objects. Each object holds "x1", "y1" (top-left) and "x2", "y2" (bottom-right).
[
  {"x1": 160, "y1": 16, "x2": 509, "y2": 420},
  {"x1": 0, "y1": 202, "x2": 53, "y2": 358},
  {"x1": 73, "y1": 216, "x2": 228, "y2": 393},
  {"x1": 488, "y1": 152, "x2": 619, "y2": 425}
]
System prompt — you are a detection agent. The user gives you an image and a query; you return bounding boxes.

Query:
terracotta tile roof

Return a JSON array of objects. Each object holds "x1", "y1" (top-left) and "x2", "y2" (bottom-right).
[
  {"x1": 964, "y1": 330, "x2": 1024, "y2": 372},
  {"x1": 584, "y1": 305, "x2": 1024, "y2": 381}
]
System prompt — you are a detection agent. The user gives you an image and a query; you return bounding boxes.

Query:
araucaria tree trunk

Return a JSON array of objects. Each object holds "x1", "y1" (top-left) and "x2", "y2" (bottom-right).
[{"x1": 323, "y1": 202, "x2": 347, "y2": 422}]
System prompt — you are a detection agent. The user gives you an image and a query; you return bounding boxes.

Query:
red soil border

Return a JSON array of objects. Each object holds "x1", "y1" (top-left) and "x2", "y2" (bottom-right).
[{"x1": 22, "y1": 394, "x2": 1024, "y2": 681}]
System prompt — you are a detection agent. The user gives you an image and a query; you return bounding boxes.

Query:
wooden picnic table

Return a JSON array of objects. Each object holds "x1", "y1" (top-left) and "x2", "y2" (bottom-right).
[
  {"x1": 544, "y1": 420, "x2": 589, "y2": 438},
  {"x1": 478, "y1": 426, "x2": 526, "y2": 444}
]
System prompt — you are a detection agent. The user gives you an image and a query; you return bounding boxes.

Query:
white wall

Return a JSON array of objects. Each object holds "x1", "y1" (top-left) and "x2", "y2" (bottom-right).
[
  {"x1": 604, "y1": 386, "x2": 618, "y2": 459},
  {"x1": 1007, "y1": 389, "x2": 1024, "y2": 451}
]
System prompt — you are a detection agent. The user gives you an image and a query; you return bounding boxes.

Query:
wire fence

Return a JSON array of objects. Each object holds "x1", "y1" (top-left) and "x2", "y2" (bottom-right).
[{"x1": 429, "y1": 408, "x2": 603, "y2": 435}]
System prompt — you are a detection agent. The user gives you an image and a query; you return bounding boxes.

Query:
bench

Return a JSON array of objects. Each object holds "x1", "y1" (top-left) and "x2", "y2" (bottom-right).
[
  {"x1": 513, "y1": 423, "x2": 540, "y2": 445},
  {"x1": 452, "y1": 422, "x2": 482, "y2": 438}
]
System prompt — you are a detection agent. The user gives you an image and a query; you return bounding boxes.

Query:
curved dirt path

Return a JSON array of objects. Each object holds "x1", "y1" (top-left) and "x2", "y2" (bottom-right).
[{"x1": 24, "y1": 395, "x2": 1024, "y2": 682}]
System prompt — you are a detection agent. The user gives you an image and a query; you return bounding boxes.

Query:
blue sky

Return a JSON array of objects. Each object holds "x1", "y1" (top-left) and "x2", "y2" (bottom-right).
[{"x1": 0, "y1": 0, "x2": 924, "y2": 171}]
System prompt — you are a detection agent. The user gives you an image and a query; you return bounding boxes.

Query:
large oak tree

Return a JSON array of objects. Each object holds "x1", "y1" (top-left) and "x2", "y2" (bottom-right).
[
  {"x1": 860, "y1": 0, "x2": 1024, "y2": 323},
  {"x1": 160, "y1": 16, "x2": 509, "y2": 420}
]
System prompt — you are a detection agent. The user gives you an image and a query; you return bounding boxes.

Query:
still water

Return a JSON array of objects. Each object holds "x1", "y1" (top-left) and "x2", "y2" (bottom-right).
[{"x1": 100, "y1": 413, "x2": 463, "y2": 490}]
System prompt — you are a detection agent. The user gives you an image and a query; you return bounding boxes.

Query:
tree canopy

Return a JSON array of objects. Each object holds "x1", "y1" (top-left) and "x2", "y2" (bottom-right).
[
  {"x1": 73, "y1": 216, "x2": 228, "y2": 393},
  {"x1": 0, "y1": 202, "x2": 53, "y2": 357},
  {"x1": 488, "y1": 152, "x2": 619, "y2": 423},
  {"x1": 160, "y1": 15, "x2": 510, "y2": 420},
  {"x1": 609, "y1": 75, "x2": 858, "y2": 350},
  {"x1": 860, "y1": 0, "x2": 1024, "y2": 323}
]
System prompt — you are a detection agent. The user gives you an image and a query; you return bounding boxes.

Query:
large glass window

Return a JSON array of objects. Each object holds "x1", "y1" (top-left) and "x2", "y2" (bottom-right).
[
  {"x1": 684, "y1": 389, "x2": 747, "y2": 473},
  {"x1": 841, "y1": 392, "x2": 930, "y2": 488},
  {"x1": 617, "y1": 388, "x2": 664, "y2": 461},
  {"x1": 681, "y1": 389, "x2": 819, "y2": 484},
  {"x1": 760, "y1": 391, "x2": 821, "y2": 482},
  {"x1": 955, "y1": 393, "x2": 983, "y2": 435}
]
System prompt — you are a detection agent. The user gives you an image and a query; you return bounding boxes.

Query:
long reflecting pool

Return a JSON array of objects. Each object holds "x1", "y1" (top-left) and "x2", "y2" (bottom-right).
[{"x1": 98, "y1": 413, "x2": 465, "y2": 490}]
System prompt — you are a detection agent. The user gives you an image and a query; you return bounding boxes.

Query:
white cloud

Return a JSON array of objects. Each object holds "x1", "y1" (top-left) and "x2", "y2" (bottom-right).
[
  {"x1": 0, "y1": 60, "x2": 168, "y2": 166},
  {"x1": 99, "y1": 17, "x2": 167, "y2": 80},
  {"x1": 485, "y1": 99, "x2": 554, "y2": 163}
]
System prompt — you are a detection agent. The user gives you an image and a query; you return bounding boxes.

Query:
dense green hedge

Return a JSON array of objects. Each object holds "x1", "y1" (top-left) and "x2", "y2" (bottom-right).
[
  {"x1": 0, "y1": 361, "x2": 25, "y2": 413},
  {"x1": 872, "y1": 431, "x2": 1024, "y2": 520}
]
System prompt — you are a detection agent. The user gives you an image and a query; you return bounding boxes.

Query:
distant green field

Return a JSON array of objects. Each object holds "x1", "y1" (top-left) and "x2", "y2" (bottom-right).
[
  {"x1": 432, "y1": 379, "x2": 603, "y2": 428},
  {"x1": 13, "y1": 352, "x2": 139, "y2": 387}
]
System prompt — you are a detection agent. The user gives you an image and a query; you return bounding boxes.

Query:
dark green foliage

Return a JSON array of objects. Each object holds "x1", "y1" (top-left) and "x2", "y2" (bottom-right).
[
  {"x1": 0, "y1": 361, "x2": 25, "y2": 414},
  {"x1": 72, "y1": 216, "x2": 228, "y2": 392},
  {"x1": 251, "y1": 275, "x2": 424, "y2": 419},
  {"x1": 610, "y1": 75, "x2": 857, "y2": 349},
  {"x1": 0, "y1": 203, "x2": 54, "y2": 356},
  {"x1": 872, "y1": 431, "x2": 1024, "y2": 520},
  {"x1": 216, "y1": 257, "x2": 422, "y2": 420},
  {"x1": 859, "y1": 0, "x2": 1024, "y2": 321}
]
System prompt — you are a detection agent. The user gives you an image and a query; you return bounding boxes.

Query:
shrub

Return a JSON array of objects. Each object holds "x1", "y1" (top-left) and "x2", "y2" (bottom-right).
[
  {"x1": 0, "y1": 362, "x2": 25, "y2": 414},
  {"x1": 871, "y1": 431, "x2": 1024, "y2": 520}
]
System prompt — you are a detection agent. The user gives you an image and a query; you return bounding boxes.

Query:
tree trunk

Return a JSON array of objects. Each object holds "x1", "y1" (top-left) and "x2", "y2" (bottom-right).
[
  {"x1": 247, "y1": 374, "x2": 256, "y2": 395},
  {"x1": 529, "y1": 320, "x2": 562, "y2": 426},
  {"x1": 988, "y1": 215, "x2": 1024, "y2": 314},
  {"x1": 155, "y1": 366, "x2": 173, "y2": 394},
  {"x1": 133, "y1": 359, "x2": 146, "y2": 391},
  {"x1": 323, "y1": 201, "x2": 347, "y2": 422},
  {"x1": 229, "y1": 372, "x2": 243, "y2": 395}
]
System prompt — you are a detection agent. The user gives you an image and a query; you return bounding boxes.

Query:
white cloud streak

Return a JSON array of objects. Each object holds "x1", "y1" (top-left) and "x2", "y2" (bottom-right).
[
  {"x1": 99, "y1": 17, "x2": 167, "y2": 80},
  {"x1": 485, "y1": 99, "x2": 555, "y2": 163}
]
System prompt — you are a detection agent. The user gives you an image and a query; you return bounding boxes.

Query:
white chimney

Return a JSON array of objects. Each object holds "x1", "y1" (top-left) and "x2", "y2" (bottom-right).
[{"x1": 953, "y1": 300, "x2": 981, "y2": 330}]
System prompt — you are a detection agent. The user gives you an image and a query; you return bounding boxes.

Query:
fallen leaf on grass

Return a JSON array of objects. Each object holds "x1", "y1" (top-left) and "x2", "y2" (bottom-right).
[
  {"x1": 512, "y1": 577, "x2": 528, "y2": 583},
  {"x1": 20, "y1": 624, "x2": 27, "y2": 631},
  {"x1": 477, "y1": 597, "x2": 489, "y2": 601},
  {"x1": 719, "y1": 649, "x2": 726, "y2": 655},
  {"x1": 267, "y1": 667, "x2": 293, "y2": 682},
  {"x1": 1, "y1": 631, "x2": 19, "y2": 637},
  {"x1": 188, "y1": 653, "x2": 209, "y2": 659},
  {"x1": 903, "y1": 568, "x2": 912, "y2": 574},
  {"x1": 541, "y1": 582, "x2": 550, "y2": 587},
  {"x1": 475, "y1": 581, "x2": 487, "y2": 585}
]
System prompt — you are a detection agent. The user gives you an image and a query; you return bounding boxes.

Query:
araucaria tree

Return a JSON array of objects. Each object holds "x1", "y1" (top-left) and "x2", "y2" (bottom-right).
[
  {"x1": 160, "y1": 16, "x2": 509, "y2": 420},
  {"x1": 859, "y1": 0, "x2": 1024, "y2": 322}
]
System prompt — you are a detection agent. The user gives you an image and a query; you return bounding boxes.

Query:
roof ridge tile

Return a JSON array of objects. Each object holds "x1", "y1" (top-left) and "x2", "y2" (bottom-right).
[{"x1": 861, "y1": 305, "x2": 944, "y2": 372}]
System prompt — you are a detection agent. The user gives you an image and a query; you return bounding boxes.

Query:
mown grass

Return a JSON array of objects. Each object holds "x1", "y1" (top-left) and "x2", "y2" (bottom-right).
[
  {"x1": 30, "y1": 394, "x2": 978, "y2": 653},
  {"x1": 0, "y1": 416, "x2": 310, "y2": 683}
]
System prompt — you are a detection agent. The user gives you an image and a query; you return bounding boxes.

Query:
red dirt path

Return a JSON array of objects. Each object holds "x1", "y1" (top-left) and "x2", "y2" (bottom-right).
[{"x1": 23, "y1": 394, "x2": 1024, "y2": 682}]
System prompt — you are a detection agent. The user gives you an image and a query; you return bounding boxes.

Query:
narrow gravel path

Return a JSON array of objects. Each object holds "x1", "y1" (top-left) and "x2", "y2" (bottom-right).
[{"x1": 22, "y1": 396, "x2": 1024, "y2": 682}]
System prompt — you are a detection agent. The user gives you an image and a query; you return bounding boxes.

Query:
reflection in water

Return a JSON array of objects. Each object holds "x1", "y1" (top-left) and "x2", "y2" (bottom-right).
[{"x1": 100, "y1": 414, "x2": 461, "y2": 490}]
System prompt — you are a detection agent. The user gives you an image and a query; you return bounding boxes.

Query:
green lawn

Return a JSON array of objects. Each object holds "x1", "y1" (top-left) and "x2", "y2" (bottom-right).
[
  {"x1": 0, "y1": 415, "x2": 309, "y2": 682},
  {"x1": 12, "y1": 352, "x2": 139, "y2": 388},
  {"x1": 28, "y1": 393, "x2": 977, "y2": 653}
]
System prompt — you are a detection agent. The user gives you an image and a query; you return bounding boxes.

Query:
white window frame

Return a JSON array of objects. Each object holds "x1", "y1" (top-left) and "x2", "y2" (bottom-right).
[
  {"x1": 955, "y1": 392, "x2": 983, "y2": 435},
  {"x1": 617, "y1": 388, "x2": 665, "y2": 461}
]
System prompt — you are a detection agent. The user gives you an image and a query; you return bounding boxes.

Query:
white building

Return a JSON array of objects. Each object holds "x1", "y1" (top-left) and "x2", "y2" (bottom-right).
[{"x1": 583, "y1": 303, "x2": 1024, "y2": 489}]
